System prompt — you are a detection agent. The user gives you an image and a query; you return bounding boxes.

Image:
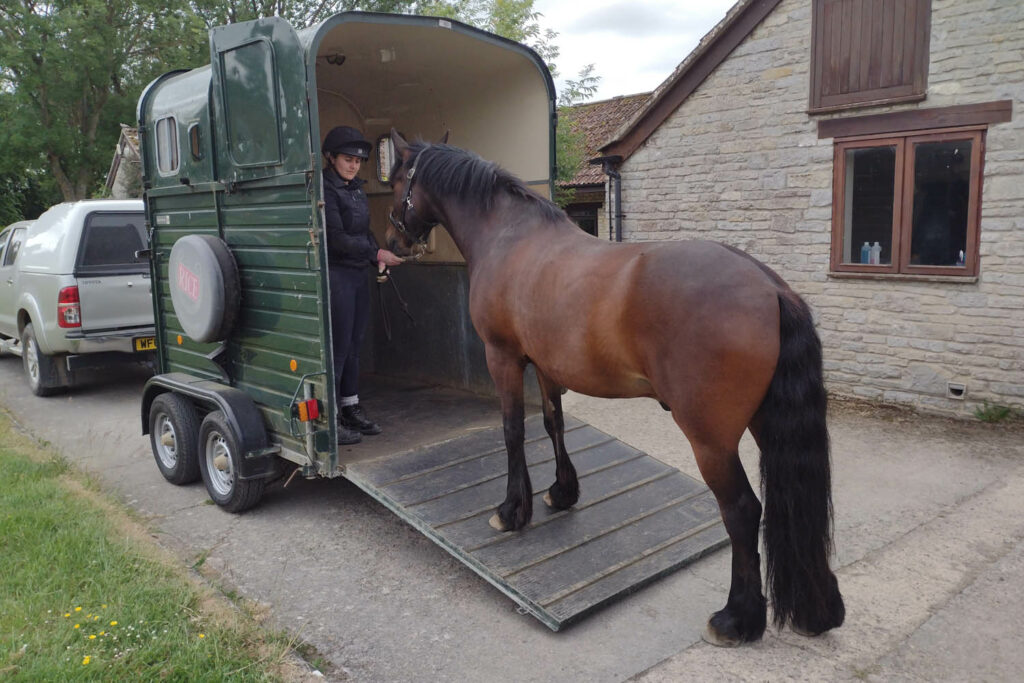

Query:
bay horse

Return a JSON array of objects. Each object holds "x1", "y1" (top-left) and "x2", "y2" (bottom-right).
[{"x1": 384, "y1": 130, "x2": 844, "y2": 646}]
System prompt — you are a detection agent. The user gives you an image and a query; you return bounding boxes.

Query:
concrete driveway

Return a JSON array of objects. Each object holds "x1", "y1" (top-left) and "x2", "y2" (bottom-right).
[{"x1": 1, "y1": 354, "x2": 1022, "y2": 681}]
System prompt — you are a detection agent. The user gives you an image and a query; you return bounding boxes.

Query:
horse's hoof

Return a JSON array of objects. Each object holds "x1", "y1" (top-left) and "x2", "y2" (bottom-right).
[
  {"x1": 791, "y1": 623, "x2": 823, "y2": 638},
  {"x1": 489, "y1": 513, "x2": 508, "y2": 532},
  {"x1": 543, "y1": 492, "x2": 553, "y2": 508},
  {"x1": 701, "y1": 623, "x2": 741, "y2": 648}
]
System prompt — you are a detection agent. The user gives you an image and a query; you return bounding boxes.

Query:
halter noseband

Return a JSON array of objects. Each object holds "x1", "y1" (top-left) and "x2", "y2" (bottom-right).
[{"x1": 388, "y1": 147, "x2": 437, "y2": 249}]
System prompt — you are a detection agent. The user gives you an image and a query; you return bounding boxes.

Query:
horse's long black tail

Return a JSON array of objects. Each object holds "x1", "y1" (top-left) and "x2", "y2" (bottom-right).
[{"x1": 757, "y1": 291, "x2": 845, "y2": 632}]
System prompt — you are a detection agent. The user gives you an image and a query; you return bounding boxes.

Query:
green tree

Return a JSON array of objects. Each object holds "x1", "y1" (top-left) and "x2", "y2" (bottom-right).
[
  {"x1": 189, "y1": 0, "x2": 416, "y2": 29},
  {"x1": 0, "y1": 171, "x2": 52, "y2": 225},
  {"x1": 553, "y1": 64, "x2": 600, "y2": 206},
  {"x1": 0, "y1": 0, "x2": 209, "y2": 203}
]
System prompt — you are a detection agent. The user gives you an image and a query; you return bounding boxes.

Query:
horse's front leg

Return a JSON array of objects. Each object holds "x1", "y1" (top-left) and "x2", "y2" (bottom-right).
[
  {"x1": 535, "y1": 369, "x2": 579, "y2": 510},
  {"x1": 485, "y1": 348, "x2": 532, "y2": 532}
]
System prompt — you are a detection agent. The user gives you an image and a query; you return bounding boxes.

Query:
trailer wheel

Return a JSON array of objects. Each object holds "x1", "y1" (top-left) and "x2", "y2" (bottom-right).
[
  {"x1": 22, "y1": 323, "x2": 62, "y2": 397},
  {"x1": 149, "y1": 393, "x2": 201, "y2": 485},
  {"x1": 198, "y1": 411, "x2": 265, "y2": 513}
]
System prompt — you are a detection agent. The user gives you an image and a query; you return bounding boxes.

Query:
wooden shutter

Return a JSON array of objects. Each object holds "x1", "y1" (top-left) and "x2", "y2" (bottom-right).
[{"x1": 810, "y1": 0, "x2": 932, "y2": 113}]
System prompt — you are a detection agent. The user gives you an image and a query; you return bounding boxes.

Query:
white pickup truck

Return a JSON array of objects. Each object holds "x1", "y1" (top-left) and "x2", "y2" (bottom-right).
[{"x1": 0, "y1": 199, "x2": 155, "y2": 395}]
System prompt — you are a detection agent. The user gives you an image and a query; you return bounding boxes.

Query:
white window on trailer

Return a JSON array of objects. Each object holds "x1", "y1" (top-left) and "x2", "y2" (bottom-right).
[{"x1": 156, "y1": 116, "x2": 179, "y2": 174}]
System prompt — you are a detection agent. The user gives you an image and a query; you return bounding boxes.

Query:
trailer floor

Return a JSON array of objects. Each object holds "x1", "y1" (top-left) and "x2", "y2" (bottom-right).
[{"x1": 340, "y1": 377, "x2": 729, "y2": 630}]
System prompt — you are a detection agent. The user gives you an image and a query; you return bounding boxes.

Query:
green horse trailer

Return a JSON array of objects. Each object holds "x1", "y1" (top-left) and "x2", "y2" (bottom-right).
[{"x1": 137, "y1": 11, "x2": 727, "y2": 630}]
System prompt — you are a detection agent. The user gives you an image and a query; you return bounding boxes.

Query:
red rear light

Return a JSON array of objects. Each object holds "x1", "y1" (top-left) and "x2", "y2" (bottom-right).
[
  {"x1": 295, "y1": 399, "x2": 321, "y2": 422},
  {"x1": 57, "y1": 286, "x2": 81, "y2": 328}
]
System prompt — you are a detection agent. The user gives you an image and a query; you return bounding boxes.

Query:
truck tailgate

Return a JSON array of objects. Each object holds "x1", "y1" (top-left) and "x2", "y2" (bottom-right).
[{"x1": 78, "y1": 273, "x2": 153, "y2": 332}]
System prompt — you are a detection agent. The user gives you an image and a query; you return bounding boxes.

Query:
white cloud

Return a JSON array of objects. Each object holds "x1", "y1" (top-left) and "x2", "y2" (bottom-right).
[{"x1": 534, "y1": 0, "x2": 737, "y2": 100}]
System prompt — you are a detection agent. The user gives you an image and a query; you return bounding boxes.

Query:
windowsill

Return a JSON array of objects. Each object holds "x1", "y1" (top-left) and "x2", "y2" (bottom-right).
[{"x1": 828, "y1": 271, "x2": 978, "y2": 284}]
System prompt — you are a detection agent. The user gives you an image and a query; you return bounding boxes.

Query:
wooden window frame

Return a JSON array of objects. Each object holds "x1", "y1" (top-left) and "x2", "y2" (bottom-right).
[
  {"x1": 830, "y1": 125, "x2": 984, "y2": 278},
  {"x1": 809, "y1": 0, "x2": 932, "y2": 114}
]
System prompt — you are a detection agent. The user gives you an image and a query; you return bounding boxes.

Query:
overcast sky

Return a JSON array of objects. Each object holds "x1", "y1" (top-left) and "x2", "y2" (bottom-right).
[{"x1": 533, "y1": 0, "x2": 738, "y2": 101}]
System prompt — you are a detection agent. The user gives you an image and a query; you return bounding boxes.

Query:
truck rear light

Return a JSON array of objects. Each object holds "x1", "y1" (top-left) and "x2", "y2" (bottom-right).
[{"x1": 57, "y1": 286, "x2": 81, "y2": 328}]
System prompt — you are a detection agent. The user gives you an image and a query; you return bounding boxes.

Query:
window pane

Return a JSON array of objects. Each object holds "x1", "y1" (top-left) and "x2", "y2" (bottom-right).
[
  {"x1": 221, "y1": 41, "x2": 281, "y2": 166},
  {"x1": 79, "y1": 213, "x2": 147, "y2": 268},
  {"x1": 910, "y1": 140, "x2": 971, "y2": 266},
  {"x1": 156, "y1": 117, "x2": 178, "y2": 174},
  {"x1": 5, "y1": 229, "x2": 25, "y2": 266},
  {"x1": 842, "y1": 146, "x2": 895, "y2": 264}
]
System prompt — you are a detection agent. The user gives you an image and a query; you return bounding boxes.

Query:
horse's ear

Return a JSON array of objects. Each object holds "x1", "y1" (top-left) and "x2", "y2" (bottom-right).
[
  {"x1": 391, "y1": 127, "x2": 409, "y2": 156},
  {"x1": 439, "y1": 130, "x2": 450, "y2": 144}
]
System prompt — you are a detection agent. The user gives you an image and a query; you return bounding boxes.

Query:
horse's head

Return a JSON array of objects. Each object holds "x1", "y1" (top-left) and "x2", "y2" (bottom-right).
[{"x1": 385, "y1": 128, "x2": 448, "y2": 257}]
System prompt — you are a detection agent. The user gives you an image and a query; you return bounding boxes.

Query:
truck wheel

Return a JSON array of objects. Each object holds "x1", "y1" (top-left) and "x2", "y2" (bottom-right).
[
  {"x1": 149, "y1": 393, "x2": 201, "y2": 485},
  {"x1": 21, "y1": 323, "x2": 61, "y2": 397},
  {"x1": 198, "y1": 411, "x2": 265, "y2": 513}
]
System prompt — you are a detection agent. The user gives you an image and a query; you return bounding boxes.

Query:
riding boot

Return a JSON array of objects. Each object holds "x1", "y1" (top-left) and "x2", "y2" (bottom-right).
[
  {"x1": 336, "y1": 422, "x2": 362, "y2": 445},
  {"x1": 340, "y1": 403, "x2": 382, "y2": 435}
]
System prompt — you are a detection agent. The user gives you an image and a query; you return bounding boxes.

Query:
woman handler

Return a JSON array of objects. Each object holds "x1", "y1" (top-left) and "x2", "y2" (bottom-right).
[{"x1": 322, "y1": 125, "x2": 403, "y2": 444}]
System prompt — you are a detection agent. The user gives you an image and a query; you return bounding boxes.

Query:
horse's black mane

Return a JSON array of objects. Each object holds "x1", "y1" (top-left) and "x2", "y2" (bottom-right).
[{"x1": 396, "y1": 141, "x2": 566, "y2": 223}]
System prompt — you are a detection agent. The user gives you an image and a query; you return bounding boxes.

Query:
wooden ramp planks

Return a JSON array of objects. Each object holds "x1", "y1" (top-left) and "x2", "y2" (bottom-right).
[{"x1": 344, "y1": 414, "x2": 728, "y2": 630}]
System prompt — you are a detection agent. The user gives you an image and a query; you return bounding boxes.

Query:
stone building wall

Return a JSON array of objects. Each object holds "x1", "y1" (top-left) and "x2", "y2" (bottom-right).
[{"x1": 619, "y1": 0, "x2": 1024, "y2": 415}]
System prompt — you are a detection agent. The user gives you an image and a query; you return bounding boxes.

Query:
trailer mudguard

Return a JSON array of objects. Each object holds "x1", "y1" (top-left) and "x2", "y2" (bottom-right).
[{"x1": 141, "y1": 372, "x2": 280, "y2": 480}]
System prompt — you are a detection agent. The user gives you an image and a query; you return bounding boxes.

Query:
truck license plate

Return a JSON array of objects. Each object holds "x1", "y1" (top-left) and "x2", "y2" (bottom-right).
[{"x1": 134, "y1": 336, "x2": 157, "y2": 352}]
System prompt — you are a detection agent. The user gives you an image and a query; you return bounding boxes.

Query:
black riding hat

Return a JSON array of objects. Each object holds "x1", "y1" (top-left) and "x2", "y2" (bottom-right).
[{"x1": 322, "y1": 125, "x2": 371, "y2": 160}]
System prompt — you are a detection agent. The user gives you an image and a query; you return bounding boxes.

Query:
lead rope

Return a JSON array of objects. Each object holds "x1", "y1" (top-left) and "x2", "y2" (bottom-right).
[{"x1": 377, "y1": 269, "x2": 415, "y2": 341}]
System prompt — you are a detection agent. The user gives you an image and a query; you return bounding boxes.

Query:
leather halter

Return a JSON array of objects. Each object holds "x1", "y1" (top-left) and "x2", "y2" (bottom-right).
[{"x1": 388, "y1": 147, "x2": 437, "y2": 248}]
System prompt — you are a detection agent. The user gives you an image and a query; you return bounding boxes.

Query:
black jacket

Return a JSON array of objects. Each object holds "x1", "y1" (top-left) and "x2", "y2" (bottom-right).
[{"x1": 323, "y1": 168, "x2": 378, "y2": 269}]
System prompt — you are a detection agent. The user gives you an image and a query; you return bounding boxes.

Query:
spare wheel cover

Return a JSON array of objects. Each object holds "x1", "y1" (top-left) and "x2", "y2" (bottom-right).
[{"x1": 168, "y1": 235, "x2": 240, "y2": 343}]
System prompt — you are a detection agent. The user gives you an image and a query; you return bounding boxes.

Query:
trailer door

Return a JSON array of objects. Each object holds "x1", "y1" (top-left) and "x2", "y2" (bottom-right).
[{"x1": 210, "y1": 17, "x2": 313, "y2": 184}]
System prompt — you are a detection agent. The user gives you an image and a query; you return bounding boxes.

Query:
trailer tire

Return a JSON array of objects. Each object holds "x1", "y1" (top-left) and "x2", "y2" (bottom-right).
[
  {"x1": 198, "y1": 410, "x2": 265, "y2": 513},
  {"x1": 22, "y1": 323, "x2": 62, "y2": 397},
  {"x1": 168, "y1": 235, "x2": 241, "y2": 343},
  {"x1": 149, "y1": 393, "x2": 201, "y2": 485}
]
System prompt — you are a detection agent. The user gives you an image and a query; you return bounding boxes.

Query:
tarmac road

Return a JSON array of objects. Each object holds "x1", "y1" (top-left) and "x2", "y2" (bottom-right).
[{"x1": 1, "y1": 354, "x2": 1023, "y2": 682}]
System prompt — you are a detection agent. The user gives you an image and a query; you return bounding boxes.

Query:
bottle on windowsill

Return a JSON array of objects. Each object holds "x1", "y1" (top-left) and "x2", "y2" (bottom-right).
[
  {"x1": 870, "y1": 242, "x2": 882, "y2": 265},
  {"x1": 861, "y1": 242, "x2": 871, "y2": 264}
]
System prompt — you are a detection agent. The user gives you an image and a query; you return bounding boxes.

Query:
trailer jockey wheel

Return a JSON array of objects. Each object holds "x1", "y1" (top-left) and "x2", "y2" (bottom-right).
[
  {"x1": 148, "y1": 393, "x2": 201, "y2": 485},
  {"x1": 198, "y1": 411, "x2": 265, "y2": 513},
  {"x1": 168, "y1": 235, "x2": 241, "y2": 343}
]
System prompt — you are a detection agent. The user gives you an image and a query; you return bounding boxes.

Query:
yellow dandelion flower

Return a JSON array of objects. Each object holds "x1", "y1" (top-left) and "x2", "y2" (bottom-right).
[
  {"x1": 74, "y1": 624, "x2": 80, "y2": 629},
  {"x1": 110, "y1": 621, "x2": 118, "y2": 626},
  {"x1": 82, "y1": 656, "x2": 91, "y2": 665},
  {"x1": 102, "y1": 604, "x2": 107, "y2": 609},
  {"x1": 63, "y1": 613, "x2": 70, "y2": 618},
  {"x1": 74, "y1": 607, "x2": 82, "y2": 612},
  {"x1": 94, "y1": 616, "x2": 100, "y2": 621},
  {"x1": 198, "y1": 633, "x2": 205, "y2": 639},
  {"x1": 89, "y1": 635, "x2": 96, "y2": 640},
  {"x1": 100, "y1": 631, "x2": 105, "y2": 636}
]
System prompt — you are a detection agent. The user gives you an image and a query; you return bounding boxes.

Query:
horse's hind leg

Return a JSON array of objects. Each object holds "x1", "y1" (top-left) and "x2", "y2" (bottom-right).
[
  {"x1": 485, "y1": 347, "x2": 533, "y2": 532},
  {"x1": 535, "y1": 369, "x2": 579, "y2": 510},
  {"x1": 690, "y1": 439, "x2": 767, "y2": 646}
]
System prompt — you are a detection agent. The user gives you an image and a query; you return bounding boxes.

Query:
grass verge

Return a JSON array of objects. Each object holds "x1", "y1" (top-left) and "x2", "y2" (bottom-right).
[{"x1": 0, "y1": 410, "x2": 308, "y2": 681}]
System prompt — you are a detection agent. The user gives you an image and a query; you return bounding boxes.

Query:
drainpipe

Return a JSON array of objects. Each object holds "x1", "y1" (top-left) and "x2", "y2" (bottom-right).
[{"x1": 590, "y1": 155, "x2": 623, "y2": 242}]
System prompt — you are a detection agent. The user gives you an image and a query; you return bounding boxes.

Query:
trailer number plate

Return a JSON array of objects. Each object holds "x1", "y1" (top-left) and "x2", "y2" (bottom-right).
[{"x1": 134, "y1": 336, "x2": 157, "y2": 352}]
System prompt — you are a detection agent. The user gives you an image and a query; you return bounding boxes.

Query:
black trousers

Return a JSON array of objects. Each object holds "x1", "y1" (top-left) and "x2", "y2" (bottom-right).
[{"x1": 329, "y1": 265, "x2": 370, "y2": 400}]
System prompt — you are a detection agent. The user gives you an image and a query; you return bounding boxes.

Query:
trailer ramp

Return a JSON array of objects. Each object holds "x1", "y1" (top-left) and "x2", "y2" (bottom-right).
[{"x1": 344, "y1": 414, "x2": 728, "y2": 631}]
